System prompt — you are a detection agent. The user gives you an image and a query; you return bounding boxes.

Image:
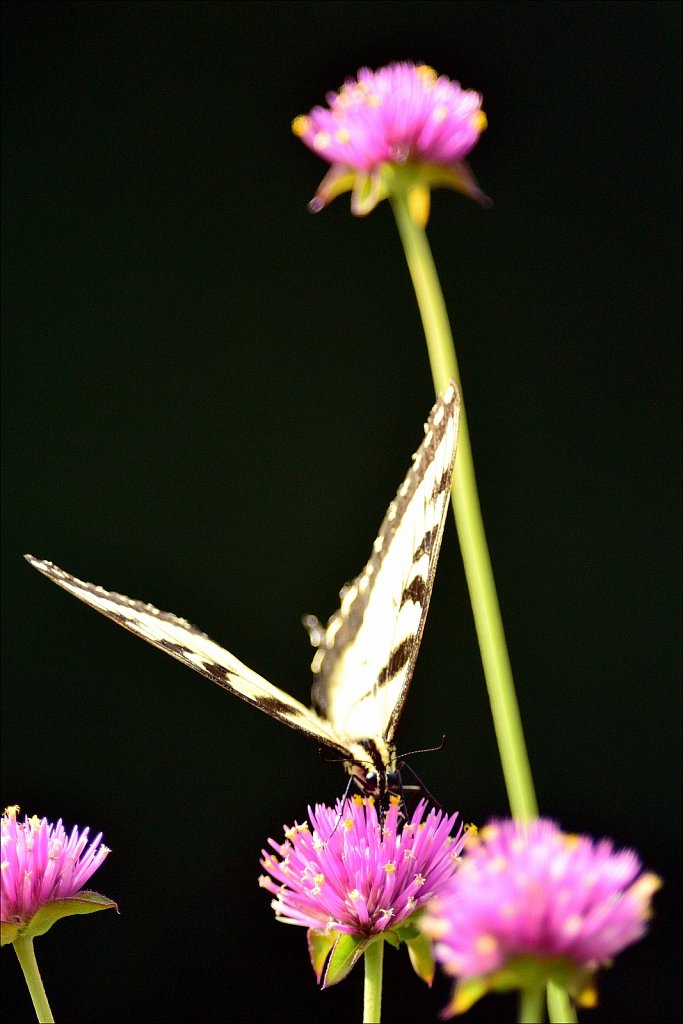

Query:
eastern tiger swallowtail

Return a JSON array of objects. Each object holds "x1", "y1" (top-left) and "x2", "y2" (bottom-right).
[{"x1": 25, "y1": 383, "x2": 460, "y2": 804}]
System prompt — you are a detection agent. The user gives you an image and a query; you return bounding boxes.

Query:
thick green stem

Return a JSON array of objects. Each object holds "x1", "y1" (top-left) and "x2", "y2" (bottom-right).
[
  {"x1": 13, "y1": 936, "x2": 55, "y2": 1023},
  {"x1": 519, "y1": 986, "x2": 545, "y2": 1023},
  {"x1": 547, "y1": 981, "x2": 578, "y2": 1023},
  {"x1": 391, "y1": 189, "x2": 538, "y2": 822},
  {"x1": 363, "y1": 938, "x2": 384, "y2": 1023}
]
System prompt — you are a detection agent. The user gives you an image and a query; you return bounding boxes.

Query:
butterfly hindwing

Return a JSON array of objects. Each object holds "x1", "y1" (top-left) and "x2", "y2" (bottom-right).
[{"x1": 310, "y1": 381, "x2": 460, "y2": 745}]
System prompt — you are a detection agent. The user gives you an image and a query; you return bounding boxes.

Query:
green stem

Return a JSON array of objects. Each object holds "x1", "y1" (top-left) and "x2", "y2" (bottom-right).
[
  {"x1": 363, "y1": 938, "x2": 384, "y2": 1023},
  {"x1": 13, "y1": 936, "x2": 55, "y2": 1023},
  {"x1": 519, "y1": 986, "x2": 545, "y2": 1023},
  {"x1": 547, "y1": 981, "x2": 578, "y2": 1024},
  {"x1": 391, "y1": 189, "x2": 577, "y2": 1024},
  {"x1": 391, "y1": 188, "x2": 538, "y2": 822}
]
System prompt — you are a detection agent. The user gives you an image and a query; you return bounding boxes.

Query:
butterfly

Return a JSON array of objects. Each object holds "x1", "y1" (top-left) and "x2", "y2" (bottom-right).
[{"x1": 26, "y1": 382, "x2": 460, "y2": 805}]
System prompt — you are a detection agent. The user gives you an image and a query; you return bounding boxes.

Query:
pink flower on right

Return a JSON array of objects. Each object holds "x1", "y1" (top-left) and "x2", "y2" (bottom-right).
[{"x1": 420, "y1": 817, "x2": 661, "y2": 1015}]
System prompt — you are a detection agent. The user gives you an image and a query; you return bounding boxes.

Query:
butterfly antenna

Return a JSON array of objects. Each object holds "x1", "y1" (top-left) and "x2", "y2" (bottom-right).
[
  {"x1": 317, "y1": 748, "x2": 346, "y2": 766},
  {"x1": 396, "y1": 734, "x2": 447, "y2": 760}
]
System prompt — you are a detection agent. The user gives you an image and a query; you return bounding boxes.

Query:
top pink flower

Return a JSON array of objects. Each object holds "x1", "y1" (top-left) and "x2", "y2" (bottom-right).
[{"x1": 293, "y1": 62, "x2": 488, "y2": 216}]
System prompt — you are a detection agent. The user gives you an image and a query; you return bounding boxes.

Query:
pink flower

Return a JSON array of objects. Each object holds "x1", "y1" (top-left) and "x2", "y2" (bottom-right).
[
  {"x1": 1, "y1": 805, "x2": 112, "y2": 941},
  {"x1": 259, "y1": 797, "x2": 464, "y2": 986},
  {"x1": 261, "y1": 797, "x2": 463, "y2": 935},
  {"x1": 421, "y1": 818, "x2": 661, "y2": 1014},
  {"x1": 292, "y1": 62, "x2": 489, "y2": 216}
]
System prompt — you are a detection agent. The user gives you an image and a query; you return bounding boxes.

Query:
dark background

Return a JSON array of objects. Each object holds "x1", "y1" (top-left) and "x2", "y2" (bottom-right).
[{"x1": 2, "y1": 2, "x2": 680, "y2": 1021}]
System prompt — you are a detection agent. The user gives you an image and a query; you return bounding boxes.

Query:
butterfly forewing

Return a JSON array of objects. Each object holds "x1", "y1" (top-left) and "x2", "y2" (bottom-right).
[
  {"x1": 25, "y1": 381, "x2": 460, "y2": 786},
  {"x1": 23, "y1": 556, "x2": 349, "y2": 757},
  {"x1": 309, "y1": 382, "x2": 460, "y2": 746}
]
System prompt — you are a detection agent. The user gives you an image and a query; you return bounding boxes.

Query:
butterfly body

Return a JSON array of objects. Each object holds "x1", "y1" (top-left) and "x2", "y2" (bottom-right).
[{"x1": 26, "y1": 382, "x2": 460, "y2": 803}]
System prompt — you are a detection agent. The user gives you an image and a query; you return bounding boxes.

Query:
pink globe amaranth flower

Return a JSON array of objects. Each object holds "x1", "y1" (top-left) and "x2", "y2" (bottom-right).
[
  {"x1": 259, "y1": 797, "x2": 464, "y2": 987},
  {"x1": 292, "y1": 62, "x2": 489, "y2": 217},
  {"x1": 1, "y1": 805, "x2": 114, "y2": 944},
  {"x1": 420, "y1": 818, "x2": 662, "y2": 1015}
]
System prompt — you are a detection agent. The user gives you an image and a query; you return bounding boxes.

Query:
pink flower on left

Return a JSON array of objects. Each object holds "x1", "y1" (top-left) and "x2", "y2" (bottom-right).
[{"x1": 1, "y1": 805, "x2": 116, "y2": 945}]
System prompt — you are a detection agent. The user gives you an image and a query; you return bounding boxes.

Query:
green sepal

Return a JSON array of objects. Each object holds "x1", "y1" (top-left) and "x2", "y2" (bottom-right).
[
  {"x1": 309, "y1": 155, "x2": 489, "y2": 221},
  {"x1": 309, "y1": 165, "x2": 356, "y2": 212},
  {"x1": 1, "y1": 922, "x2": 22, "y2": 946},
  {"x1": 1, "y1": 890, "x2": 118, "y2": 947},
  {"x1": 448, "y1": 956, "x2": 596, "y2": 1015},
  {"x1": 392, "y1": 920, "x2": 420, "y2": 942},
  {"x1": 390, "y1": 918, "x2": 435, "y2": 985},
  {"x1": 322, "y1": 932, "x2": 373, "y2": 988},
  {"x1": 307, "y1": 928, "x2": 339, "y2": 983},
  {"x1": 404, "y1": 929, "x2": 436, "y2": 986},
  {"x1": 350, "y1": 171, "x2": 386, "y2": 216}
]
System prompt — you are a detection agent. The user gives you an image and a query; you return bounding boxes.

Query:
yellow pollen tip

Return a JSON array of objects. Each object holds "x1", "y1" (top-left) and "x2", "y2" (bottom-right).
[
  {"x1": 473, "y1": 110, "x2": 488, "y2": 132},
  {"x1": 291, "y1": 115, "x2": 310, "y2": 138},
  {"x1": 384, "y1": 862, "x2": 397, "y2": 874},
  {"x1": 577, "y1": 985, "x2": 599, "y2": 1009},
  {"x1": 343, "y1": 818, "x2": 354, "y2": 831},
  {"x1": 389, "y1": 795, "x2": 401, "y2": 806},
  {"x1": 631, "y1": 872, "x2": 663, "y2": 901},
  {"x1": 335, "y1": 128, "x2": 351, "y2": 143},
  {"x1": 416, "y1": 65, "x2": 437, "y2": 83}
]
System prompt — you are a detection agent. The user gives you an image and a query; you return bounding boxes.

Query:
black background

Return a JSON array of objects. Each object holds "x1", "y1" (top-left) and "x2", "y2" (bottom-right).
[{"x1": 2, "y1": 2, "x2": 680, "y2": 1022}]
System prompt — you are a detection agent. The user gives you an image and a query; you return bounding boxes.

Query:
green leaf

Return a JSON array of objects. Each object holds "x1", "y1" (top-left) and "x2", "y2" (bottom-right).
[
  {"x1": 4, "y1": 891, "x2": 118, "y2": 945},
  {"x1": 323, "y1": 933, "x2": 372, "y2": 988}
]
